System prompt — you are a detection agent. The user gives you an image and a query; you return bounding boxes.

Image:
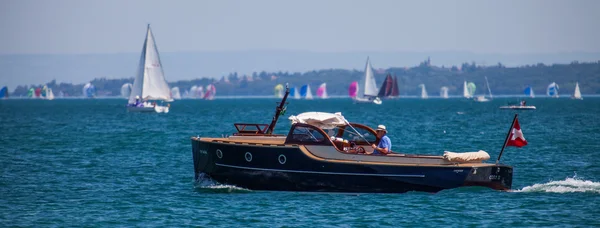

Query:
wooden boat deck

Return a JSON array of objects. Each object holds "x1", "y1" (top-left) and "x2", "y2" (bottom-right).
[
  {"x1": 195, "y1": 137, "x2": 287, "y2": 145},
  {"x1": 193, "y1": 137, "x2": 500, "y2": 167}
]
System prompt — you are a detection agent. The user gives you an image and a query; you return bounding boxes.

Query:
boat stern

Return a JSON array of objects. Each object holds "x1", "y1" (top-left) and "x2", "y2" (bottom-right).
[{"x1": 463, "y1": 164, "x2": 513, "y2": 190}]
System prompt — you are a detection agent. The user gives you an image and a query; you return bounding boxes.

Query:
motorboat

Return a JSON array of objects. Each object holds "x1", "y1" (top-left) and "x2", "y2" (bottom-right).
[{"x1": 191, "y1": 86, "x2": 513, "y2": 193}]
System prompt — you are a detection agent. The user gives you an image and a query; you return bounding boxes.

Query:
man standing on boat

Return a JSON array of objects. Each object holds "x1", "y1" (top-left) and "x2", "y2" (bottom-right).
[{"x1": 371, "y1": 125, "x2": 391, "y2": 155}]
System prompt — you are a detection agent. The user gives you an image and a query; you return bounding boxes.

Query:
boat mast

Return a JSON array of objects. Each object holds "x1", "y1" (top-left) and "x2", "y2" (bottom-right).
[{"x1": 266, "y1": 84, "x2": 290, "y2": 134}]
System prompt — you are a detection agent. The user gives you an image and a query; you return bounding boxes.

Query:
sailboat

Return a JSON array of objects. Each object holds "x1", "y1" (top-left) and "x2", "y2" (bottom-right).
[
  {"x1": 121, "y1": 83, "x2": 133, "y2": 98},
  {"x1": 316, "y1": 83, "x2": 328, "y2": 99},
  {"x1": 348, "y1": 82, "x2": 358, "y2": 98},
  {"x1": 0, "y1": 86, "x2": 8, "y2": 99},
  {"x1": 300, "y1": 84, "x2": 313, "y2": 99},
  {"x1": 391, "y1": 75, "x2": 400, "y2": 98},
  {"x1": 418, "y1": 84, "x2": 428, "y2": 99},
  {"x1": 572, "y1": 82, "x2": 582, "y2": 100},
  {"x1": 547, "y1": 82, "x2": 559, "y2": 98},
  {"x1": 524, "y1": 86, "x2": 535, "y2": 98},
  {"x1": 83, "y1": 83, "x2": 95, "y2": 98},
  {"x1": 274, "y1": 84, "x2": 284, "y2": 98},
  {"x1": 463, "y1": 81, "x2": 476, "y2": 99},
  {"x1": 289, "y1": 87, "x2": 300, "y2": 99},
  {"x1": 353, "y1": 57, "x2": 382, "y2": 104},
  {"x1": 171, "y1": 87, "x2": 182, "y2": 100},
  {"x1": 46, "y1": 87, "x2": 55, "y2": 100},
  {"x1": 203, "y1": 84, "x2": 216, "y2": 100},
  {"x1": 440, "y1": 86, "x2": 449, "y2": 99},
  {"x1": 127, "y1": 24, "x2": 172, "y2": 113},
  {"x1": 474, "y1": 76, "x2": 493, "y2": 102},
  {"x1": 377, "y1": 74, "x2": 394, "y2": 98}
]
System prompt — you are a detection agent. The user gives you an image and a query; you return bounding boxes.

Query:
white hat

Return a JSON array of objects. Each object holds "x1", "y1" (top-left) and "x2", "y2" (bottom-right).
[
  {"x1": 135, "y1": 95, "x2": 140, "y2": 99},
  {"x1": 376, "y1": 125, "x2": 387, "y2": 132}
]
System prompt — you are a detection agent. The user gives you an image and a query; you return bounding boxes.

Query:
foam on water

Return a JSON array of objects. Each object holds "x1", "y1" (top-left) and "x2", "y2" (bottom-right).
[
  {"x1": 193, "y1": 174, "x2": 251, "y2": 193},
  {"x1": 516, "y1": 177, "x2": 600, "y2": 194}
]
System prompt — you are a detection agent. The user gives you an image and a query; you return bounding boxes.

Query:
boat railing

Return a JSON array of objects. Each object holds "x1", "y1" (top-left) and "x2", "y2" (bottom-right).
[{"x1": 233, "y1": 123, "x2": 270, "y2": 135}]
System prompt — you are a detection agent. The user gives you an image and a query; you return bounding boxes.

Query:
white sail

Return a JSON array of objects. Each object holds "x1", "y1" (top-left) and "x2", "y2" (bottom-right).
[
  {"x1": 485, "y1": 76, "x2": 493, "y2": 99},
  {"x1": 419, "y1": 84, "x2": 428, "y2": 99},
  {"x1": 121, "y1": 83, "x2": 133, "y2": 98},
  {"x1": 47, "y1": 88, "x2": 55, "y2": 100},
  {"x1": 305, "y1": 85, "x2": 313, "y2": 99},
  {"x1": 293, "y1": 87, "x2": 300, "y2": 99},
  {"x1": 128, "y1": 24, "x2": 172, "y2": 104},
  {"x1": 358, "y1": 57, "x2": 379, "y2": 98},
  {"x1": 171, "y1": 87, "x2": 181, "y2": 99},
  {"x1": 573, "y1": 82, "x2": 582, "y2": 99},
  {"x1": 440, "y1": 86, "x2": 449, "y2": 99},
  {"x1": 463, "y1": 81, "x2": 469, "y2": 98}
]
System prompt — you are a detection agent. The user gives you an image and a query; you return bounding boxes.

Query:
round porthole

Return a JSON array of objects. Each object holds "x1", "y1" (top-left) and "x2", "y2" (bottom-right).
[
  {"x1": 278, "y1": 154, "x2": 286, "y2": 164},
  {"x1": 245, "y1": 152, "x2": 253, "y2": 162},
  {"x1": 216, "y1": 149, "x2": 223, "y2": 159}
]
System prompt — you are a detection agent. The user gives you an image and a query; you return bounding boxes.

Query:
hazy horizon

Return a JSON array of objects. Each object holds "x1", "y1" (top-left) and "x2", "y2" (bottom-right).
[{"x1": 2, "y1": 0, "x2": 600, "y2": 89}]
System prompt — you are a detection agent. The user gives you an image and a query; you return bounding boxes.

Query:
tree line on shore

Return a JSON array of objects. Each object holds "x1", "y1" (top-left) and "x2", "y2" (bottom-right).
[{"x1": 9, "y1": 60, "x2": 600, "y2": 97}]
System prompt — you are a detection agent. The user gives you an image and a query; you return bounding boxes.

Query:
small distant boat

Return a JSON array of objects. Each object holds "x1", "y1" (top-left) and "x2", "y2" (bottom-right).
[
  {"x1": 463, "y1": 81, "x2": 476, "y2": 99},
  {"x1": 274, "y1": 84, "x2": 284, "y2": 98},
  {"x1": 547, "y1": 82, "x2": 559, "y2": 98},
  {"x1": 127, "y1": 24, "x2": 172, "y2": 113},
  {"x1": 316, "y1": 83, "x2": 328, "y2": 99},
  {"x1": 499, "y1": 105, "x2": 536, "y2": 110},
  {"x1": 500, "y1": 100, "x2": 536, "y2": 110},
  {"x1": 300, "y1": 84, "x2": 313, "y2": 100},
  {"x1": 524, "y1": 86, "x2": 535, "y2": 98},
  {"x1": 474, "y1": 76, "x2": 493, "y2": 102},
  {"x1": 571, "y1": 82, "x2": 582, "y2": 100},
  {"x1": 203, "y1": 84, "x2": 216, "y2": 100},
  {"x1": 440, "y1": 86, "x2": 449, "y2": 99},
  {"x1": 348, "y1": 81, "x2": 358, "y2": 98},
  {"x1": 353, "y1": 57, "x2": 382, "y2": 104},
  {"x1": 27, "y1": 88, "x2": 34, "y2": 98},
  {"x1": 289, "y1": 87, "x2": 300, "y2": 99},
  {"x1": 171, "y1": 87, "x2": 182, "y2": 100},
  {"x1": 36, "y1": 87, "x2": 43, "y2": 98},
  {"x1": 377, "y1": 74, "x2": 394, "y2": 98},
  {"x1": 391, "y1": 75, "x2": 400, "y2": 98},
  {"x1": 39, "y1": 85, "x2": 54, "y2": 100},
  {"x1": 121, "y1": 83, "x2": 133, "y2": 98},
  {"x1": 83, "y1": 83, "x2": 95, "y2": 98},
  {"x1": 45, "y1": 86, "x2": 55, "y2": 100},
  {"x1": 418, "y1": 84, "x2": 428, "y2": 99},
  {"x1": 0, "y1": 86, "x2": 8, "y2": 99}
]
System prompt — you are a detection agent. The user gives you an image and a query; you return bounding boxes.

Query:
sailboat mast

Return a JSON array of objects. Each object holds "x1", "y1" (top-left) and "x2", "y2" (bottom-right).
[{"x1": 485, "y1": 76, "x2": 492, "y2": 98}]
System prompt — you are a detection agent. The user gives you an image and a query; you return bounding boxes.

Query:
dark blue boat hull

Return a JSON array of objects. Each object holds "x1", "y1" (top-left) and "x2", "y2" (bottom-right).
[{"x1": 192, "y1": 139, "x2": 512, "y2": 193}]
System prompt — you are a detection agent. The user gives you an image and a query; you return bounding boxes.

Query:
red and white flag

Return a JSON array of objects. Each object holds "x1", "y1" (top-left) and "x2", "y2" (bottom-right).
[{"x1": 506, "y1": 117, "x2": 527, "y2": 147}]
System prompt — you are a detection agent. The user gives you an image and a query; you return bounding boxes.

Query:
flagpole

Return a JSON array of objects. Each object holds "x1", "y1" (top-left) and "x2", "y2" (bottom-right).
[{"x1": 496, "y1": 114, "x2": 518, "y2": 164}]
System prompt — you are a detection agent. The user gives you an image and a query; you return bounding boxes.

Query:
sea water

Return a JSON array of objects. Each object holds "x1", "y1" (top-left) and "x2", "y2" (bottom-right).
[{"x1": 1, "y1": 98, "x2": 599, "y2": 227}]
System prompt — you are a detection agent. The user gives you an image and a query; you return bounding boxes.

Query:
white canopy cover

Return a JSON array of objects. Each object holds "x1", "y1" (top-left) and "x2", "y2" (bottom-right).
[{"x1": 289, "y1": 112, "x2": 348, "y2": 129}]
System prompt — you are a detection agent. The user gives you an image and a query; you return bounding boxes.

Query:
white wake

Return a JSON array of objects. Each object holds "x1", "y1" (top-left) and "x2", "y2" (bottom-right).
[{"x1": 515, "y1": 177, "x2": 600, "y2": 194}]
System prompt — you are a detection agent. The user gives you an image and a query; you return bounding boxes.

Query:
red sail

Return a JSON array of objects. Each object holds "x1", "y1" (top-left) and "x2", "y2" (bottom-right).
[
  {"x1": 391, "y1": 75, "x2": 400, "y2": 97},
  {"x1": 377, "y1": 74, "x2": 393, "y2": 98}
]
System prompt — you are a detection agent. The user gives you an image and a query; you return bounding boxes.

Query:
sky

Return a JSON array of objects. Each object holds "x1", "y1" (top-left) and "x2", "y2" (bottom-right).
[{"x1": 1, "y1": 0, "x2": 600, "y2": 88}]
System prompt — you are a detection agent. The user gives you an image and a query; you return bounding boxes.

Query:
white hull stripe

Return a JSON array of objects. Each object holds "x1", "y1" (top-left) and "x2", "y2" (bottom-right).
[{"x1": 215, "y1": 163, "x2": 425, "y2": 178}]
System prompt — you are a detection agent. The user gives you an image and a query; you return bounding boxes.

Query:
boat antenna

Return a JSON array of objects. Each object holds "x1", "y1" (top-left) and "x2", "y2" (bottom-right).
[{"x1": 266, "y1": 83, "x2": 290, "y2": 135}]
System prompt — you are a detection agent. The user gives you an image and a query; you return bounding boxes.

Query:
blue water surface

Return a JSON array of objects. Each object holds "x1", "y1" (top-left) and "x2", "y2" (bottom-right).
[{"x1": 1, "y1": 98, "x2": 599, "y2": 227}]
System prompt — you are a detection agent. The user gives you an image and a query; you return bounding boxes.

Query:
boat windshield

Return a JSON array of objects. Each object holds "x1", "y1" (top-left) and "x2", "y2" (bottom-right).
[
  {"x1": 288, "y1": 125, "x2": 328, "y2": 144},
  {"x1": 340, "y1": 126, "x2": 377, "y2": 144}
]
